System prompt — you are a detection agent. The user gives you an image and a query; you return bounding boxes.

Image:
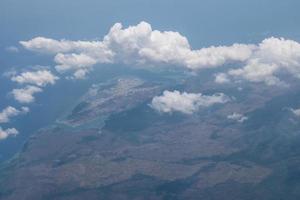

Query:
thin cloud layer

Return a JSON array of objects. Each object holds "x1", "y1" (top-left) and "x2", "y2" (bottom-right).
[
  {"x1": 150, "y1": 90, "x2": 230, "y2": 114},
  {"x1": 11, "y1": 86, "x2": 43, "y2": 104},
  {"x1": 0, "y1": 106, "x2": 29, "y2": 123},
  {"x1": 11, "y1": 70, "x2": 59, "y2": 87}
]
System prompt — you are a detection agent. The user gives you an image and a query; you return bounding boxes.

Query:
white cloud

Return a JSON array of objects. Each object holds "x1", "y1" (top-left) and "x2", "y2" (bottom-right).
[
  {"x1": 72, "y1": 69, "x2": 89, "y2": 79},
  {"x1": 291, "y1": 108, "x2": 300, "y2": 117},
  {"x1": 215, "y1": 73, "x2": 230, "y2": 84},
  {"x1": 20, "y1": 37, "x2": 109, "y2": 55},
  {"x1": 102, "y1": 22, "x2": 254, "y2": 69},
  {"x1": 226, "y1": 37, "x2": 300, "y2": 86},
  {"x1": 54, "y1": 53, "x2": 98, "y2": 79},
  {"x1": 150, "y1": 90, "x2": 230, "y2": 114},
  {"x1": 0, "y1": 127, "x2": 19, "y2": 140},
  {"x1": 228, "y1": 59, "x2": 283, "y2": 86},
  {"x1": 182, "y1": 44, "x2": 254, "y2": 70},
  {"x1": 256, "y1": 37, "x2": 300, "y2": 71},
  {"x1": 20, "y1": 37, "x2": 113, "y2": 79},
  {"x1": 11, "y1": 70, "x2": 59, "y2": 87},
  {"x1": 20, "y1": 23, "x2": 300, "y2": 85},
  {"x1": 11, "y1": 86, "x2": 43, "y2": 104},
  {"x1": 227, "y1": 113, "x2": 248, "y2": 123},
  {"x1": 0, "y1": 106, "x2": 29, "y2": 123},
  {"x1": 20, "y1": 22, "x2": 254, "y2": 79}
]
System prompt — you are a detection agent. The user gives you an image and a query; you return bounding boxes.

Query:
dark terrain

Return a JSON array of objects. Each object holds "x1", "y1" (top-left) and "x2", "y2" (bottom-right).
[{"x1": 1, "y1": 76, "x2": 300, "y2": 200}]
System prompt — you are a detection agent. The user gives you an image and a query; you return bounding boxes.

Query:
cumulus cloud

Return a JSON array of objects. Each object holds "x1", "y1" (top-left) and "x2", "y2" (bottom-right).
[
  {"x1": 150, "y1": 90, "x2": 230, "y2": 114},
  {"x1": 228, "y1": 60, "x2": 281, "y2": 86},
  {"x1": 20, "y1": 23, "x2": 300, "y2": 85},
  {"x1": 0, "y1": 127, "x2": 18, "y2": 140},
  {"x1": 227, "y1": 113, "x2": 248, "y2": 123},
  {"x1": 0, "y1": 107, "x2": 28, "y2": 140},
  {"x1": 20, "y1": 22, "x2": 254, "y2": 79},
  {"x1": 20, "y1": 37, "x2": 113, "y2": 79},
  {"x1": 226, "y1": 37, "x2": 300, "y2": 86},
  {"x1": 11, "y1": 86, "x2": 43, "y2": 104},
  {"x1": 0, "y1": 106, "x2": 29, "y2": 123},
  {"x1": 11, "y1": 70, "x2": 59, "y2": 87}
]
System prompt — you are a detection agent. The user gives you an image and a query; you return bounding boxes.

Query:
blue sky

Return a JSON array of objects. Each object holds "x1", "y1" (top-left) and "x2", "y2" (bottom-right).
[{"x1": 1, "y1": 0, "x2": 300, "y2": 47}]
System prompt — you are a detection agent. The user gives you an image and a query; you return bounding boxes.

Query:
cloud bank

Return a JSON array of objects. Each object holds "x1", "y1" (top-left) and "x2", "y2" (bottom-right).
[
  {"x1": 20, "y1": 22, "x2": 254, "y2": 79},
  {"x1": 21, "y1": 22, "x2": 300, "y2": 85},
  {"x1": 150, "y1": 90, "x2": 230, "y2": 114}
]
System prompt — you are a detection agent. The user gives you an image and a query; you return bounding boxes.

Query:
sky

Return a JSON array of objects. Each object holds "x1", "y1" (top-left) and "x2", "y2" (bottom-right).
[
  {"x1": 1, "y1": 0, "x2": 300, "y2": 161},
  {"x1": 1, "y1": 0, "x2": 300, "y2": 46}
]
